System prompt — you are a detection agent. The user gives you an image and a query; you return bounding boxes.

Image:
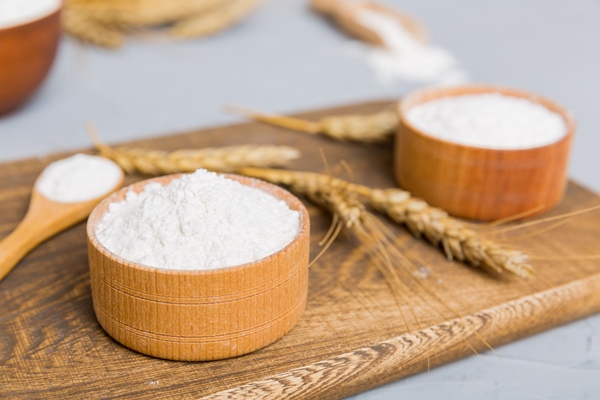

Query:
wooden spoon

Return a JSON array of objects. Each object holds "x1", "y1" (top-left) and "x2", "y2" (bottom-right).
[
  {"x1": 0, "y1": 165, "x2": 124, "y2": 283},
  {"x1": 310, "y1": 0, "x2": 428, "y2": 46}
]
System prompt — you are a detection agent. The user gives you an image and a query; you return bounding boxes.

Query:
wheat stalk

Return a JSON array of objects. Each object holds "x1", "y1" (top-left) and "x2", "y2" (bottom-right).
[
  {"x1": 170, "y1": 0, "x2": 260, "y2": 38},
  {"x1": 97, "y1": 145, "x2": 300, "y2": 175},
  {"x1": 63, "y1": 0, "x2": 258, "y2": 47},
  {"x1": 88, "y1": 128, "x2": 299, "y2": 174},
  {"x1": 65, "y1": 0, "x2": 227, "y2": 26},
  {"x1": 360, "y1": 187, "x2": 535, "y2": 279},
  {"x1": 62, "y1": 9, "x2": 124, "y2": 48},
  {"x1": 227, "y1": 105, "x2": 397, "y2": 143},
  {"x1": 259, "y1": 164, "x2": 420, "y2": 325},
  {"x1": 260, "y1": 165, "x2": 503, "y2": 357},
  {"x1": 238, "y1": 167, "x2": 535, "y2": 279}
]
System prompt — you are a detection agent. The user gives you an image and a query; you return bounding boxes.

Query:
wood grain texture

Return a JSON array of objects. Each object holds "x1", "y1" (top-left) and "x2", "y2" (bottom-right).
[
  {"x1": 87, "y1": 174, "x2": 310, "y2": 361},
  {"x1": 0, "y1": 8, "x2": 61, "y2": 115},
  {"x1": 396, "y1": 85, "x2": 575, "y2": 221},
  {"x1": 1, "y1": 100, "x2": 600, "y2": 399}
]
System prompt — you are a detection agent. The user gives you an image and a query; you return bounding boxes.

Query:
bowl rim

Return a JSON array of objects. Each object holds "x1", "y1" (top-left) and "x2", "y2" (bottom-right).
[
  {"x1": 86, "y1": 172, "x2": 310, "y2": 276},
  {"x1": 0, "y1": 1, "x2": 62, "y2": 31},
  {"x1": 397, "y1": 84, "x2": 577, "y2": 152}
]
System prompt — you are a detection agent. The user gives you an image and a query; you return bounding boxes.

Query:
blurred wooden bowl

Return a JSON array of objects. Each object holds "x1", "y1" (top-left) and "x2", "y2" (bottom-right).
[
  {"x1": 87, "y1": 174, "x2": 310, "y2": 361},
  {"x1": 395, "y1": 85, "x2": 575, "y2": 221},
  {"x1": 0, "y1": 4, "x2": 61, "y2": 115}
]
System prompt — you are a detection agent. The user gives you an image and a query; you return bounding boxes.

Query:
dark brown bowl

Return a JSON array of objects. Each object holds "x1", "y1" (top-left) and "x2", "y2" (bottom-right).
[{"x1": 0, "y1": 6, "x2": 62, "y2": 115}]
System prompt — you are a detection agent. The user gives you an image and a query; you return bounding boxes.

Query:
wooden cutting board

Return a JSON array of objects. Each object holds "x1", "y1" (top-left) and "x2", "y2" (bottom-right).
[{"x1": 2, "y1": 101, "x2": 600, "y2": 399}]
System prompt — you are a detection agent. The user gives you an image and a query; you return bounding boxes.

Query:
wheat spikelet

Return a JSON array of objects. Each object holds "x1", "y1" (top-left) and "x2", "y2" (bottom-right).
[
  {"x1": 252, "y1": 165, "x2": 419, "y2": 325},
  {"x1": 63, "y1": 0, "x2": 258, "y2": 46},
  {"x1": 246, "y1": 166, "x2": 502, "y2": 356},
  {"x1": 319, "y1": 112, "x2": 398, "y2": 143},
  {"x1": 62, "y1": 9, "x2": 124, "y2": 48},
  {"x1": 170, "y1": 0, "x2": 260, "y2": 38},
  {"x1": 238, "y1": 167, "x2": 535, "y2": 279},
  {"x1": 66, "y1": 0, "x2": 227, "y2": 27},
  {"x1": 228, "y1": 105, "x2": 397, "y2": 143},
  {"x1": 88, "y1": 128, "x2": 299, "y2": 174},
  {"x1": 99, "y1": 145, "x2": 300, "y2": 175},
  {"x1": 361, "y1": 188, "x2": 535, "y2": 279}
]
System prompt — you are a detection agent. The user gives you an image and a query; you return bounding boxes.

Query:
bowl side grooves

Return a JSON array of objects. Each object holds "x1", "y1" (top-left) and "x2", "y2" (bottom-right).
[{"x1": 87, "y1": 174, "x2": 310, "y2": 361}]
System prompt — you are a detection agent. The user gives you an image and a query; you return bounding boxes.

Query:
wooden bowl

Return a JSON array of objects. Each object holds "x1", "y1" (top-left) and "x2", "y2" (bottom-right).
[
  {"x1": 395, "y1": 85, "x2": 575, "y2": 221},
  {"x1": 0, "y1": 4, "x2": 62, "y2": 115},
  {"x1": 87, "y1": 174, "x2": 310, "y2": 361}
]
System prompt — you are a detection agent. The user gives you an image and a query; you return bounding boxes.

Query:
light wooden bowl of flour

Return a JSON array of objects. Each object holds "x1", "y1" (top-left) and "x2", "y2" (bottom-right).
[
  {"x1": 396, "y1": 85, "x2": 575, "y2": 221},
  {"x1": 87, "y1": 173, "x2": 310, "y2": 361}
]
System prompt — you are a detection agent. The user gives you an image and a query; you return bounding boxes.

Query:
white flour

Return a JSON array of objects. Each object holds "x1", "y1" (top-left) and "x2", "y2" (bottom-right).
[
  {"x1": 0, "y1": 0, "x2": 61, "y2": 29},
  {"x1": 95, "y1": 169, "x2": 301, "y2": 270},
  {"x1": 405, "y1": 93, "x2": 568, "y2": 149},
  {"x1": 36, "y1": 154, "x2": 123, "y2": 203},
  {"x1": 349, "y1": 9, "x2": 468, "y2": 86}
]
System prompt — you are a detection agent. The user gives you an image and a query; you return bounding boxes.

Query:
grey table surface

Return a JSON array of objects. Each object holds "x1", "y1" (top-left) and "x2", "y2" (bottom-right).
[{"x1": 2, "y1": 0, "x2": 600, "y2": 398}]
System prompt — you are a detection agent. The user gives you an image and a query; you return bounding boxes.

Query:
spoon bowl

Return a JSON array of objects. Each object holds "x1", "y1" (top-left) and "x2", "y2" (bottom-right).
[{"x1": 0, "y1": 158, "x2": 124, "y2": 282}]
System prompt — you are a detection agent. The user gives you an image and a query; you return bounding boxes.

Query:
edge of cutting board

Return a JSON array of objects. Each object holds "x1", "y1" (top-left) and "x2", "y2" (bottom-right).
[{"x1": 202, "y1": 272, "x2": 600, "y2": 399}]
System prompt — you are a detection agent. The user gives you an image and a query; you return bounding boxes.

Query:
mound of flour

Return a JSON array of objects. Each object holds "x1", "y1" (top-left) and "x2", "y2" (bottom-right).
[
  {"x1": 36, "y1": 154, "x2": 123, "y2": 203},
  {"x1": 406, "y1": 93, "x2": 568, "y2": 149},
  {"x1": 95, "y1": 169, "x2": 301, "y2": 270}
]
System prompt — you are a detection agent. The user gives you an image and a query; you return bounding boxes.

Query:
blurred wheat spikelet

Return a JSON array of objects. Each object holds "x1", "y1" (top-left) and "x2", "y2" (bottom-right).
[
  {"x1": 228, "y1": 105, "x2": 398, "y2": 143},
  {"x1": 63, "y1": 0, "x2": 260, "y2": 48}
]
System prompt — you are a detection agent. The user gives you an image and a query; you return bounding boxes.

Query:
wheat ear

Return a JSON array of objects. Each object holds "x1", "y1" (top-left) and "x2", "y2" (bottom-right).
[
  {"x1": 63, "y1": 0, "x2": 257, "y2": 47},
  {"x1": 238, "y1": 168, "x2": 535, "y2": 279},
  {"x1": 62, "y1": 9, "x2": 124, "y2": 48},
  {"x1": 252, "y1": 165, "x2": 420, "y2": 327},
  {"x1": 358, "y1": 187, "x2": 535, "y2": 279},
  {"x1": 65, "y1": 0, "x2": 228, "y2": 27},
  {"x1": 227, "y1": 105, "x2": 397, "y2": 143},
  {"x1": 87, "y1": 127, "x2": 299, "y2": 174},
  {"x1": 170, "y1": 0, "x2": 260, "y2": 38}
]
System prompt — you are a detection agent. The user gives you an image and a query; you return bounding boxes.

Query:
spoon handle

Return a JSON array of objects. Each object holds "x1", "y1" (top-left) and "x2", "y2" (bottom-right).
[
  {"x1": 0, "y1": 216, "x2": 45, "y2": 282},
  {"x1": 0, "y1": 203, "x2": 90, "y2": 283}
]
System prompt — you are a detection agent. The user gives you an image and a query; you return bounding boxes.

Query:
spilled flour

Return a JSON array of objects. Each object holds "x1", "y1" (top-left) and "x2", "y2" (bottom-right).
[
  {"x1": 348, "y1": 8, "x2": 468, "y2": 86},
  {"x1": 96, "y1": 169, "x2": 301, "y2": 270}
]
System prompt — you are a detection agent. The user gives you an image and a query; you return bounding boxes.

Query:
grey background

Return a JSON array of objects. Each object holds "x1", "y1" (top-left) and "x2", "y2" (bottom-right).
[{"x1": 2, "y1": 0, "x2": 600, "y2": 398}]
